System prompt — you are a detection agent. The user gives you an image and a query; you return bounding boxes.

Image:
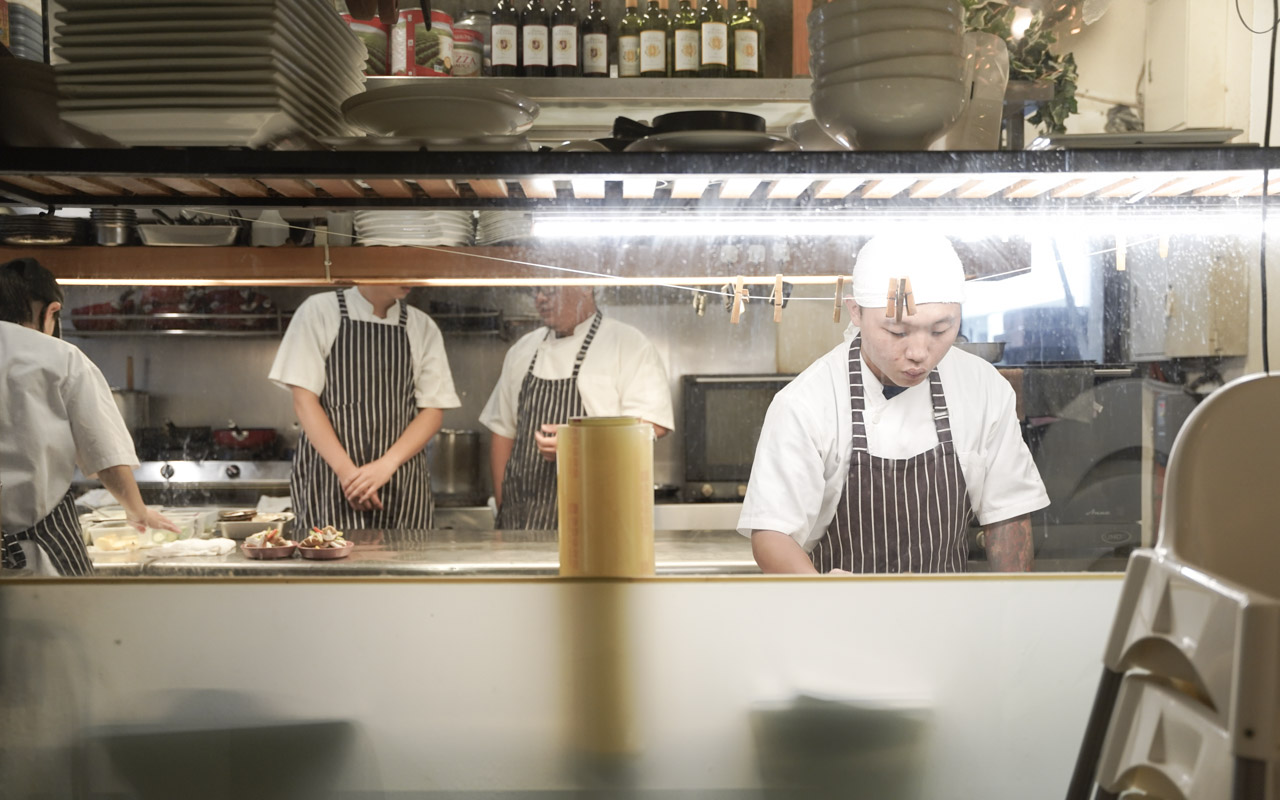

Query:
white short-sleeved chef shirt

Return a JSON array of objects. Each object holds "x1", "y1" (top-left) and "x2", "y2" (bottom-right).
[
  {"x1": 479, "y1": 314, "x2": 675, "y2": 438},
  {"x1": 0, "y1": 321, "x2": 138, "y2": 532},
  {"x1": 738, "y1": 329, "x2": 1049, "y2": 550},
  {"x1": 268, "y1": 288, "x2": 461, "y2": 410}
]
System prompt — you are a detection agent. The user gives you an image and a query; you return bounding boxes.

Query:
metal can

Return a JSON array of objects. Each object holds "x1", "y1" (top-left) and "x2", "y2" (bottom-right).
[
  {"x1": 340, "y1": 14, "x2": 390, "y2": 76},
  {"x1": 451, "y1": 28, "x2": 484, "y2": 77},
  {"x1": 392, "y1": 8, "x2": 453, "y2": 76},
  {"x1": 453, "y1": 9, "x2": 491, "y2": 75}
]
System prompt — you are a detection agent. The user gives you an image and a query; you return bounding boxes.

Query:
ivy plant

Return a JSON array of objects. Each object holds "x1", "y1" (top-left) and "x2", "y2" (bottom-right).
[{"x1": 962, "y1": 0, "x2": 1079, "y2": 135}]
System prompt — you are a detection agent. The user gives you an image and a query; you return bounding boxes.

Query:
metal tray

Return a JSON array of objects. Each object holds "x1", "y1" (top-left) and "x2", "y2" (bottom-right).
[{"x1": 137, "y1": 224, "x2": 238, "y2": 246}]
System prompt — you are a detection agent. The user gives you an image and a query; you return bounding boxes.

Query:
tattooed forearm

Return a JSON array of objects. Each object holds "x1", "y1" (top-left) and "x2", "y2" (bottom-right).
[{"x1": 983, "y1": 514, "x2": 1033, "y2": 572}]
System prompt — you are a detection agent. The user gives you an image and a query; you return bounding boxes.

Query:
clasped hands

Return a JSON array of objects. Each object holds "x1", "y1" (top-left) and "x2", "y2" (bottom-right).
[{"x1": 340, "y1": 457, "x2": 397, "y2": 511}]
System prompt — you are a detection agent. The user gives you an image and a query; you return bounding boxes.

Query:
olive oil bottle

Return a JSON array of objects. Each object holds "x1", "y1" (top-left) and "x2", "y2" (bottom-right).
[
  {"x1": 728, "y1": 0, "x2": 763, "y2": 77},
  {"x1": 580, "y1": 0, "x2": 609, "y2": 76},
  {"x1": 671, "y1": 0, "x2": 699, "y2": 78},
  {"x1": 617, "y1": 0, "x2": 642, "y2": 77},
  {"x1": 640, "y1": 0, "x2": 672, "y2": 77}
]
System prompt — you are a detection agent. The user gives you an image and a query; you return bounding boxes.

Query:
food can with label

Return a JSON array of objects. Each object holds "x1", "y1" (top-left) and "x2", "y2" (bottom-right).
[
  {"x1": 453, "y1": 8, "x2": 491, "y2": 74},
  {"x1": 451, "y1": 28, "x2": 483, "y2": 76},
  {"x1": 392, "y1": 8, "x2": 453, "y2": 76},
  {"x1": 340, "y1": 14, "x2": 391, "y2": 76}
]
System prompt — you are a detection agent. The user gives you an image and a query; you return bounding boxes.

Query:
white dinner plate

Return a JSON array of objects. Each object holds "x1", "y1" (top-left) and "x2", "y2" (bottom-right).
[
  {"x1": 342, "y1": 87, "x2": 539, "y2": 138},
  {"x1": 624, "y1": 130, "x2": 800, "y2": 153}
]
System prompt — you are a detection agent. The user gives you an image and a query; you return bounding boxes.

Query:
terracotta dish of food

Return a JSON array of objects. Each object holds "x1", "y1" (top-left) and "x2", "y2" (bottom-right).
[
  {"x1": 298, "y1": 525, "x2": 354, "y2": 560},
  {"x1": 241, "y1": 528, "x2": 297, "y2": 559}
]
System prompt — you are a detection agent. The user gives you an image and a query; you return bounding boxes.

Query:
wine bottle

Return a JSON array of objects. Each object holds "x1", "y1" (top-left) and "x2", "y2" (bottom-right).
[
  {"x1": 521, "y1": 0, "x2": 551, "y2": 76},
  {"x1": 640, "y1": 0, "x2": 672, "y2": 77},
  {"x1": 551, "y1": 0, "x2": 580, "y2": 76},
  {"x1": 671, "y1": 0, "x2": 699, "y2": 78},
  {"x1": 491, "y1": 0, "x2": 521, "y2": 76},
  {"x1": 581, "y1": 0, "x2": 609, "y2": 77},
  {"x1": 697, "y1": 0, "x2": 727, "y2": 77},
  {"x1": 728, "y1": 0, "x2": 762, "y2": 77},
  {"x1": 617, "y1": 0, "x2": 642, "y2": 78}
]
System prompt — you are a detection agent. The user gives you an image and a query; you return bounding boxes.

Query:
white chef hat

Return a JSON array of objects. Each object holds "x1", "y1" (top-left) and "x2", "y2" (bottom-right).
[{"x1": 851, "y1": 232, "x2": 966, "y2": 308}]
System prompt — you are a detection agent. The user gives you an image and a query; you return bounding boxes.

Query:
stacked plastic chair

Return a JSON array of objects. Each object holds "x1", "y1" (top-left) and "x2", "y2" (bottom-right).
[{"x1": 1066, "y1": 373, "x2": 1280, "y2": 800}]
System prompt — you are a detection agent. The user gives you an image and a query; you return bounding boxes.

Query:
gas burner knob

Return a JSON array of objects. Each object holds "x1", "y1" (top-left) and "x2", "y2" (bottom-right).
[
  {"x1": 159, "y1": 463, "x2": 175, "y2": 480},
  {"x1": 700, "y1": 483, "x2": 714, "y2": 498},
  {"x1": 225, "y1": 465, "x2": 241, "y2": 479}
]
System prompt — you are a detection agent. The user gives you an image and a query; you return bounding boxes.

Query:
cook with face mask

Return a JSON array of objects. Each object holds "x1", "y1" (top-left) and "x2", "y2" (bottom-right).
[{"x1": 739, "y1": 232, "x2": 1049, "y2": 574}]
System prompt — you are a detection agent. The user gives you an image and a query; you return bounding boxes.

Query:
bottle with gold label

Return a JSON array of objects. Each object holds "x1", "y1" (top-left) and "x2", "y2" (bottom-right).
[
  {"x1": 671, "y1": 0, "x2": 699, "y2": 78},
  {"x1": 697, "y1": 0, "x2": 727, "y2": 77},
  {"x1": 640, "y1": 0, "x2": 672, "y2": 77},
  {"x1": 728, "y1": 0, "x2": 762, "y2": 77},
  {"x1": 521, "y1": 0, "x2": 551, "y2": 76},
  {"x1": 551, "y1": 0, "x2": 580, "y2": 75},
  {"x1": 491, "y1": 0, "x2": 521, "y2": 76},
  {"x1": 617, "y1": 0, "x2": 642, "y2": 77},
  {"x1": 580, "y1": 0, "x2": 609, "y2": 76}
]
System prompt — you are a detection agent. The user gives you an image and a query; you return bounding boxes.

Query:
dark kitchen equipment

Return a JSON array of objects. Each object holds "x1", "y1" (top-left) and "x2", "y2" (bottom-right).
[
  {"x1": 430, "y1": 429, "x2": 483, "y2": 505},
  {"x1": 613, "y1": 110, "x2": 768, "y2": 140},
  {"x1": 683, "y1": 374, "x2": 796, "y2": 501}
]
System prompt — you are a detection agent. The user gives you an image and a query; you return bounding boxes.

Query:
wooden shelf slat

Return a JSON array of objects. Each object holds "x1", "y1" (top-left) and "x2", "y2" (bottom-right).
[
  {"x1": 520, "y1": 179, "x2": 559, "y2": 199},
  {"x1": 469, "y1": 179, "x2": 511, "y2": 199},
  {"x1": 153, "y1": 177, "x2": 223, "y2": 197},
  {"x1": 364, "y1": 179, "x2": 416, "y2": 198},
  {"x1": 309, "y1": 178, "x2": 367, "y2": 198},
  {"x1": 207, "y1": 178, "x2": 273, "y2": 198}
]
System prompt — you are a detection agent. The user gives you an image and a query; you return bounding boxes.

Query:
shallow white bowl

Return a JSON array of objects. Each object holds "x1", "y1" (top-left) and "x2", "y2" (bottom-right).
[
  {"x1": 812, "y1": 76, "x2": 966, "y2": 151},
  {"x1": 814, "y1": 54, "x2": 966, "y2": 85},
  {"x1": 809, "y1": 0, "x2": 963, "y2": 27},
  {"x1": 809, "y1": 7, "x2": 962, "y2": 41},
  {"x1": 810, "y1": 29, "x2": 964, "y2": 72},
  {"x1": 341, "y1": 83, "x2": 539, "y2": 138}
]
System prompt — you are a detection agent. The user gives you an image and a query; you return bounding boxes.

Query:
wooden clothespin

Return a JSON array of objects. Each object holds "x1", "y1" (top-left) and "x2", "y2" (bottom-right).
[
  {"x1": 885, "y1": 277, "x2": 907, "y2": 323},
  {"x1": 903, "y1": 277, "x2": 916, "y2": 316},
  {"x1": 773, "y1": 274, "x2": 784, "y2": 323},
  {"x1": 730, "y1": 275, "x2": 747, "y2": 324},
  {"x1": 833, "y1": 275, "x2": 844, "y2": 323}
]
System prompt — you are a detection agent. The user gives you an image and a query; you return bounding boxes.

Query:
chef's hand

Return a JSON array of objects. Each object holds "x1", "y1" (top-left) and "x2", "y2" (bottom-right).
[
  {"x1": 128, "y1": 508, "x2": 180, "y2": 535},
  {"x1": 348, "y1": 491, "x2": 381, "y2": 513},
  {"x1": 343, "y1": 458, "x2": 394, "y2": 508},
  {"x1": 534, "y1": 423, "x2": 561, "y2": 462},
  {"x1": 828, "y1": 568, "x2": 853, "y2": 576}
]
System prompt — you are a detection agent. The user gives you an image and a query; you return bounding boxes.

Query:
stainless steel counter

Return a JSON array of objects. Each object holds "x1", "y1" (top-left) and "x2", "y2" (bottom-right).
[{"x1": 89, "y1": 528, "x2": 758, "y2": 577}]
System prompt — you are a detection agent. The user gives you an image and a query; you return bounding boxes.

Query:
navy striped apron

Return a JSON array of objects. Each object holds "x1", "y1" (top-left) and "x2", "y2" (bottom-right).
[
  {"x1": 496, "y1": 312, "x2": 602, "y2": 531},
  {"x1": 290, "y1": 290, "x2": 432, "y2": 532},
  {"x1": 1, "y1": 490, "x2": 93, "y2": 576},
  {"x1": 811, "y1": 335, "x2": 973, "y2": 574}
]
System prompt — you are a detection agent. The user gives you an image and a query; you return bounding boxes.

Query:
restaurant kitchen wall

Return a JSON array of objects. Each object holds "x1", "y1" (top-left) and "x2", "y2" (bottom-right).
[{"x1": 65, "y1": 284, "x2": 780, "y2": 491}]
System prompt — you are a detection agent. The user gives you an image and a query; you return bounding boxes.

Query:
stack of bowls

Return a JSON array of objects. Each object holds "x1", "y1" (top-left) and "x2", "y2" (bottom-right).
[
  {"x1": 91, "y1": 208, "x2": 138, "y2": 246},
  {"x1": 808, "y1": 0, "x2": 970, "y2": 150},
  {"x1": 7, "y1": 4, "x2": 45, "y2": 61}
]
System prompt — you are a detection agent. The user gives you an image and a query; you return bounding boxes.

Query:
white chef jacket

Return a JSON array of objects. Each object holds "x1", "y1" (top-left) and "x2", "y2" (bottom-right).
[
  {"x1": 479, "y1": 314, "x2": 675, "y2": 438},
  {"x1": 268, "y1": 288, "x2": 461, "y2": 410},
  {"x1": 0, "y1": 321, "x2": 138, "y2": 532},
  {"x1": 738, "y1": 329, "x2": 1049, "y2": 550}
]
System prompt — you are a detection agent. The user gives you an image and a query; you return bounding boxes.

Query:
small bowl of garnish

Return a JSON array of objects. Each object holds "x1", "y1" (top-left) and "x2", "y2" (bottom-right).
[
  {"x1": 297, "y1": 525, "x2": 354, "y2": 560},
  {"x1": 241, "y1": 528, "x2": 297, "y2": 559}
]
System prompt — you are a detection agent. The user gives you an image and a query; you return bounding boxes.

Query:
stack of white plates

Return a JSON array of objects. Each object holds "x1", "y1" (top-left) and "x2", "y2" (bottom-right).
[
  {"x1": 51, "y1": 0, "x2": 366, "y2": 148},
  {"x1": 8, "y1": 4, "x2": 45, "y2": 61},
  {"x1": 354, "y1": 210, "x2": 474, "y2": 247},
  {"x1": 342, "y1": 78, "x2": 539, "y2": 140},
  {"x1": 476, "y1": 211, "x2": 533, "y2": 245}
]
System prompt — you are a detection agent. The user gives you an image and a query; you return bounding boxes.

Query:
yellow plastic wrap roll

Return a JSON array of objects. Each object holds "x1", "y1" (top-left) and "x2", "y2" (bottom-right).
[{"x1": 557, "y1": 416, "x2": 655, "y2": 578}]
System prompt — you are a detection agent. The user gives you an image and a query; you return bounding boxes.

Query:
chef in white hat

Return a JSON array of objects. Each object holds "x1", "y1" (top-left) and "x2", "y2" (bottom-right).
[{"x1": 738, "y1": 232, "x2": 1049, "y2": 574}]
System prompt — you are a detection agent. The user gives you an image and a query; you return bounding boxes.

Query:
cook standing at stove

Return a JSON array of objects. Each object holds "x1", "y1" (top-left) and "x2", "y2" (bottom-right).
[
  {"x1": 739, "y1": 233, "x2": 1049, "y2": 574},
  {"x1": 269, "y1": 286, "x2": 460, "y2": 531},
  {"x1": 0, "y1": 258, "x2": 178, "y2": 576},
  {"x1": 480, "y1": 286, "x2": 674, "y2": 530}
]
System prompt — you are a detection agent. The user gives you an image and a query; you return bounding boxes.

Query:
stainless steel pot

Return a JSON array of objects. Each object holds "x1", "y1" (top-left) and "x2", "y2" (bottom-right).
[{"x1": 430, "y1": 429, "x2": 482, "y2": 501}]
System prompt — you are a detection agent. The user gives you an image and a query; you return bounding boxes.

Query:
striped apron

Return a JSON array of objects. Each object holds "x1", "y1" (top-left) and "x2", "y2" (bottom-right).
[
  {"x1": 1, "y1": 490, "x2": 93, "y2": 576},
  {"x1": 811, "y1": 335, "x2": 973, "y2": 574},
  {"x1": 496, "y1": 312, "x2": 602, "y2": 531},
  {"x1": 290, "y1": 290, "x2": 432, "y2": 532}
]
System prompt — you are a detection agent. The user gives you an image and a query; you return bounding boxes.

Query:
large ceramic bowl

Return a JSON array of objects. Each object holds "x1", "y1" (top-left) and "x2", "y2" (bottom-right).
[
  {"x1": 810, "y1": 0, "x2": 963, "y2": 23},
  {"x1": 814, "y1": 54, "x2": 967, "y2": 86},
  {"x1": 808, "y1": 7, "x2": 962, "y2": 42},
  {"x1": 812, "y1": 76, "x2": 967, "y2": 151},
  {"x1": 810, "y1": 29, "x2": 964, "y2": 73}
]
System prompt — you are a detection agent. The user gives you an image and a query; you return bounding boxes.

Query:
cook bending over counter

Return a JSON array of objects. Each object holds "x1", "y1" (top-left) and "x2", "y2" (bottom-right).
[
  {"x1": 739, "y1": 233, "x2": 1050, "y2": 575},
  {"x1": 480, "y1": 286, "x2": 674, "y2": 530},
  {"x1": 1, "y1": 258, "x2": 178, "y2": 576},
  {"x1": 270, "y1": 285, "x2": 460, "y2": 531}
]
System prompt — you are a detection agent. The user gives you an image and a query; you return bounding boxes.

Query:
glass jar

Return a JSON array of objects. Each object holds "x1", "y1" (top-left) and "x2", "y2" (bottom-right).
[{"x1": 453, "y1": 9, "x2": 491, "y2": 75}]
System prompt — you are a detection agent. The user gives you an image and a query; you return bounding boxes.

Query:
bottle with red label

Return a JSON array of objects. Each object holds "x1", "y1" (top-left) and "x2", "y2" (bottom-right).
[
  {"x1": 580, "y1": 0, "x2": 609, "y2": 77},
  {"x1": 521, "y1": 0, "x2": 551, "y2": 76},
  {"x1": 550, "y1": 0, "x2": 579, "y2": 76},
  {"x1": 491, "y1": 0, "x2": 520, "y2": 76}
]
